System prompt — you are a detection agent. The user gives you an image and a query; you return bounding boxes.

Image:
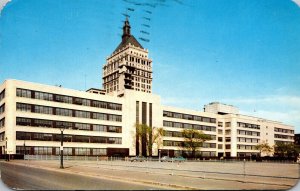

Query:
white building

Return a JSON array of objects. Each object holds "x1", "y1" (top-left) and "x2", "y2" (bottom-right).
[{"x1": 0, "y1": 19, "x2": 294, "y2": 159}]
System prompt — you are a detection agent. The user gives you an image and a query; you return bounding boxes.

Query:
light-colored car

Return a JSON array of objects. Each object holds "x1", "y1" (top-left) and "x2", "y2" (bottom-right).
[
  {"x1": 160, "y1": 156, "x2": 171, "y2": 162},
  {"x1": 130, "y1": 156, "x2": 146, "y2": 162}
]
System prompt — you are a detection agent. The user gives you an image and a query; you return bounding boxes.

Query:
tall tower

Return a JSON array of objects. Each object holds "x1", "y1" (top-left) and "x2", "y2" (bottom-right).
[{"x1": 102, "y1": 18, "x2": 153, "y2": 95}]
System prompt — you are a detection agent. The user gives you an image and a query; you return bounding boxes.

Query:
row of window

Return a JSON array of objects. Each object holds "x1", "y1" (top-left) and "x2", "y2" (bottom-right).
[
  {"x1": 163, "y1": 140, "x2": 216, "y2": 148},
  {"x1": 16, "y1": 88, "x2": 122, "y2": 111},
  {"x1": 125, "y1": 55, "x2": 151, "y2": 66},
  {"x1": 237, "y1": 122, "x2": 260, "y2": 130},
  {"x1": 237, "y1": 144, "x2": 258, "y2": 150},
  {"x1": 16, "y1": 132, "x2": 122, "y2": 144},
  {"x1": 237, "y1": 130, "x2": 260, "y2": 137},
  {"x1": 0, "y1": 104, "x2": 4, "y2": 114},
  {"x1": 237, "y1": 137, "x2": 260, "y2": 143},
  {"x1": 16, "y1": 117, "x2": 122, "y2": 133},
  {"x1": 274, "y1": 134, "x2": 294, "y2": 140},
  {"x1": 217, "y1": 129, "x2": 231, "y2": 135},
  {"x1": 16, "y1": 103, "x2": 122, "y2": 122},
  {"x1": 0, "y1": 118, "x2": 4, "y2": 128},
  {"x1": 274, "y1": 127, "x2": 294, "y2": 134},
  {"x1": 164, "y1": 131, "x2": 216, "y2": 140},
  {"x1": 0, "y1": 90, "x2": 4, "y2": 102},
  {"x1": 275, "y1": 141, "x2": 293, "y2": 145},
  {"x1": 163, "y1": 121, "x2": 216, "y2": 132},
  {"x1": 16, "y1": 146, "x2": 107, "y2": 156},
  {"x1": 218, "y1": 137, "x2": 231, "y2": 142},
  {"x1": 163, "y1": 111, "x2": 216, "y2": 124},
  {"x1": 173, "y1": 150, "x2": 216, "y2": 157}
]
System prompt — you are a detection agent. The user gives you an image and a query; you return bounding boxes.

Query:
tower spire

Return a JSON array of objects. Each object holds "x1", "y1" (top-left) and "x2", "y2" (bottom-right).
[{"x1": 122, "y1": 17, "x2": 131, "y2": 42}]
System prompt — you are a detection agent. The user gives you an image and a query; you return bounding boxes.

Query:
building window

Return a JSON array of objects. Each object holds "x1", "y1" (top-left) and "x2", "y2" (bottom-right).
[
  {"x1": 35, "y1": 91, "x2": 53, "y2": 101},
  {"x1": 237, "y1": 122, "x2": 260, "y2": 130},
  {"x1": 56, "y1": 121, "x2": 72, "y2": 129},
  {"x1": 75, "y1": 148, "x2": 90, "y2": 156},
  {"x1": 163, "y1": 140, "x2": 173, "y2": 146},
  {"x1": 34, "y1": 105, "x2": 53, "y2": 115},
  {"x1": 225, "y1": 137, "x2": 231, "y2": 142},
  {"x1": 33, "y1": 119, "x2": 53, "y2": 128},
  {"x1": 93, "y1": 125, "x2": 106, "y2": 132},
  {"x1": 0, "y1": 118, "x2": 5, "y2": 128},
  {"x1": 75, "y1": 123, "x2": 90, "y2": 131},
  {"x1": 92, "y1": 148, "x2": 107, "y2": 156},
  {"x1": 225, "y1": 122, "x2": 231, "y2": 127},
  {"x1": 75, "y1": 110, "x2": 91, "y2": 118},
  {"x1": 16, "y1": 117, "x2": 31, "y2": 126},
  {"x1": 34, "y1": 147, "x2": 52, "y2": 155},
  {"x1": 56, "y1": 108, "x2": 72, "y2": 116},
  {"x1": 0, "y1": 104, "x2": 5, "y2": 114},
  {"x1": 16, "y1": 103, "x2": 31, "y2": 112},
  {"x1": 0, "y1": 89, "x2": 5, "y2": 102},
  {"x1": 55, "y1": 95, "x2": 72, "y2": 104},
  {"x1": 225, "y1": 130, "x2": 231, "y2": 135},
  {"x1": 16, "y1": 88, "x2": 31, "y2": 98}
]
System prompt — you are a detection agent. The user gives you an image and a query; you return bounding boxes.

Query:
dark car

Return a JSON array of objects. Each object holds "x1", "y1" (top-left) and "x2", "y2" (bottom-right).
[{"x1": 130, "y1": 156, "x2": 146, "y2": 162}]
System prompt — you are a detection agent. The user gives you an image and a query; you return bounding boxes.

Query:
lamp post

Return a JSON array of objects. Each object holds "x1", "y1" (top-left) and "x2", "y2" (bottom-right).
[
  {"x1": 159, "y1": 149, "x2": 161, "y2": 162},
  {"x1": 23, "y1": 140, "x2": 26, "y2": 160},
  {"x1": 5, "y1": 137, "x2": 8, "y2": 161},
  {"x1": 59, "y1": 125, "x2": 65, "y2": 169}
]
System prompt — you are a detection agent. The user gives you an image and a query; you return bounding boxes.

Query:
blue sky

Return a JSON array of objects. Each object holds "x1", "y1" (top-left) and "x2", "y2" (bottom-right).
[{"x1": 0, "y1": 0, "x2": 300, "y2": 132}]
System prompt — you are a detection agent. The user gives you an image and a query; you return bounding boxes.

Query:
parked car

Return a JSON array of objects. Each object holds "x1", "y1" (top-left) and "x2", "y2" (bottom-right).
[
  {"x1": 160, "y1": 156, "x2": 171, "y2": 162},
  {"x1": 130, "y1": 156, "x2": 146, "y2": 162},
  {"x1": 160, "y1": 156, "x2": 186, "y2": 162},
  {"x1": 172, "y1": 156, "x2": 186, "y2": 162}
]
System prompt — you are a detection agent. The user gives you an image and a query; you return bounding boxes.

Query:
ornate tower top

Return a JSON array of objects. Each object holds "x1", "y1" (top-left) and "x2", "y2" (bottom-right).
[
  {"x1": 113, "y1": 18, "x2": 143, "y2": 53},
  {"x1": 122, "y1": 17, "x2": 131, "y2": 42}
]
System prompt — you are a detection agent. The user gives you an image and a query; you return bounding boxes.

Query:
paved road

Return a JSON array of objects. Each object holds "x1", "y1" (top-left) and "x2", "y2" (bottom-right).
[
  {"x1": 1, "y1": 160, "x2": 299, "y2": 190},
  {"x1": 0, "y1": 162, "x2": 167, "y2": 190}
]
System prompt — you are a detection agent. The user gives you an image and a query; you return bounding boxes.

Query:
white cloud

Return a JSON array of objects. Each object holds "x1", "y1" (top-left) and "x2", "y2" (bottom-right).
[
  {"x1": 0, "y1": 0, "x2": 11, "y2": 15},
  {"x1": 292, "y1": 0, "x2": 300, "y2": 7}
]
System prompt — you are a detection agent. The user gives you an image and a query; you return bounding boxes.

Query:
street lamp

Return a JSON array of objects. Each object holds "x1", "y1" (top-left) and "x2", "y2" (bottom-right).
[
  {"x1": 5, "y1": 137, "x2": 8, "y2": 161},
  {"x1": 159, "y1": 149, "x2": 161, "y2": 162},
  {"x1": 23, "y1": 140, "x2": 26, "y2": 160},
  {"x1": 59, "y1": 125, "x2": 65, "y2": 169}
]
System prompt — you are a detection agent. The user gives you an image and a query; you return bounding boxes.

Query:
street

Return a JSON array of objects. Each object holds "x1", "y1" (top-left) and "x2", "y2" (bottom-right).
[
  {"x1": 0, "y1": 162, "x2": 168, "y2": 190},
  {"x1": 0, "y1": 160, "x2": 299, "y2": 190}
]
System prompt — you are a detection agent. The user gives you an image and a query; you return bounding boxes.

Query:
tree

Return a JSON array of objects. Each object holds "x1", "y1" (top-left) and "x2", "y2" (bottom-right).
[
  {"x1": 274, "y1": 142, "x2": 297, "y2": 158},
  {"x1": 255, "y1": 141, "x2": 273, "y2": 157},
  {"x1": 181, "y1": 129, "x2": 212, "y2": 158},
  {"x1": 148, "y1": 126, "x2": 164, "y2": 156},
  {"x1": 135, "y1": 123, "x2": 164, "y2": 156}
]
